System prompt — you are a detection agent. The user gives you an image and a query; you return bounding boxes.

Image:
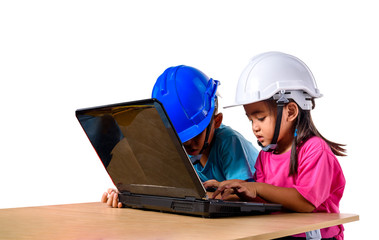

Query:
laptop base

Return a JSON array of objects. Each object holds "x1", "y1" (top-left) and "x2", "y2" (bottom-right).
[{"x1": 119, "y1": 192, "x2": 282, "y2": 218}]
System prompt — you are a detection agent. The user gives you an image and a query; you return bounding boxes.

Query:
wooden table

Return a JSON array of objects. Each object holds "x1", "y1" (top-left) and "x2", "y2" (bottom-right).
[{"x1": 0, "y1": 202, "x2": 358, "y2": 240}]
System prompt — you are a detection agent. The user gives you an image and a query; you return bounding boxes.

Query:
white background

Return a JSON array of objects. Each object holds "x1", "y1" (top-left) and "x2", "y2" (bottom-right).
[{"x1": 1, "y1": 1, "x2": 376, "y2": 239}]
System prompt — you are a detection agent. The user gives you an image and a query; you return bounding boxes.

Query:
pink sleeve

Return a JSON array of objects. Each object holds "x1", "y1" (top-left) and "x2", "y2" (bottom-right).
[
  {"x1": 294, "y1": 138, "x2": 339, "y2": 208},
  {"x1": 253, "y1": 151, "x2": 265, "y2": 182}
]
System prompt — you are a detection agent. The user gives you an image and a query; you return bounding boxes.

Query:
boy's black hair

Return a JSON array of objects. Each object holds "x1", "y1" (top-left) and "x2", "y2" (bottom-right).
[
  {"x1": 214, "y1": 96, "x2": 219, "y2": 114},
  {"x1": 199, "y1": 96, "x2": 219, "y2": 154}
]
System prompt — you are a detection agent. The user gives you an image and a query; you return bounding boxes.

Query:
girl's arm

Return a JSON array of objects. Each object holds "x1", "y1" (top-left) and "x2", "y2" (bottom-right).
[
  {"x1": 213, "y1": 182, "x2": 315, "y2": 213},
  {"x1": 254, "y1": 182, "x2": 315, "y2": 213}
]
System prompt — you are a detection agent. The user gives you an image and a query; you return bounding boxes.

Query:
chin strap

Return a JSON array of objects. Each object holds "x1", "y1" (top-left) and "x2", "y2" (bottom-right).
[
  {"x1": 199, "y1": 113, "x2": 215, "y2": 155},
  {"x1": 189, "y1": 154, "x2": 202, "y2": 165},
  {"x1": 259, "y1": 90, "x2": 289, "y2": 152}
]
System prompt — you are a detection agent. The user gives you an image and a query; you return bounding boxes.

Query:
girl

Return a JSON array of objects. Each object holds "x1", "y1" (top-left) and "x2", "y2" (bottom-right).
[{"x1": 208, "y1": 52, "x2": 346, "y2": 240}]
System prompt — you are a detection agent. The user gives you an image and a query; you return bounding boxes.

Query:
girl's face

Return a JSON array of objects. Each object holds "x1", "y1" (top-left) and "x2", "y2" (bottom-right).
[
  {"x1": 243, "y1": 101, "x2": 276, "y2": 148},
  {"x1": 243, "y1": 101, "x2": 297, "y2": 154}
]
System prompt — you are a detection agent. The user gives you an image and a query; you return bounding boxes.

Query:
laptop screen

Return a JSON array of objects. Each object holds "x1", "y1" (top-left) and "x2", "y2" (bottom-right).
[{"x1": 76, "y1": 99, "x2": 206, "y2": 199}]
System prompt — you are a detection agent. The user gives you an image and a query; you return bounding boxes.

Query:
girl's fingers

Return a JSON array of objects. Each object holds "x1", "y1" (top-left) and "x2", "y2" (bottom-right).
[
  {"x1": 220, "y1": 188, "x2": 235, "y2": 200},
  {"x1": 212, "y1": 186, "x2": 225, "y2": 199}
]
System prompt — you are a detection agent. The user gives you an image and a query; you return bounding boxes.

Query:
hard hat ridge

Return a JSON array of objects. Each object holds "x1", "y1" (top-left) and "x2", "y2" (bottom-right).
[
  {"x1": 152, "y1": 65, "x2": 219, "y2": 143},
  {"x1": 227, "y1": 51, "x2": 323, "y2": 153},
  {"x1": 226, "y1": 51, "x2": 322, "y2": 110}
]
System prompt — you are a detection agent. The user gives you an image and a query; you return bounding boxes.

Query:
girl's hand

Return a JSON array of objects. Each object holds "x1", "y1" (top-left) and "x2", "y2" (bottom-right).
[
  {"x1": 204, "y1": 179, "x2": 248, "y2": 195},
  {"x1": 204, "y1": 179, "x2": 246, "y2": 189},
  {"x1": 101, "y1": 188, "x2": 123, "y2": 208},
  {"x1": 212, "y1": 182, "x2": 258, "y2": 202}
]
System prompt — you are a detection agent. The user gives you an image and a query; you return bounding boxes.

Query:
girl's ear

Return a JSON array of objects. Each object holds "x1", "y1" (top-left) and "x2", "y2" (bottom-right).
[
  {"x1": 286, "y1": 102, "x2": 299, "y2": 122},
  {"x1": 214, "y1": 112, "x2": 223, "y2": 129}
]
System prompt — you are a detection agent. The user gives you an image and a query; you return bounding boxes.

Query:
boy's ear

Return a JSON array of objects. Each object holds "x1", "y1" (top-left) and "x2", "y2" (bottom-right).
[
  {"x1": 286, "y1": 102, "x2": 299, "y2": 122},
  {"x1": 214, "y1": 113, "x2": 223, "y2": 128}
]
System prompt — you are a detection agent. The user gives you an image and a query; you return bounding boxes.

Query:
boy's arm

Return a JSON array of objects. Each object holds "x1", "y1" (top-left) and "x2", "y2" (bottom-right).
[{"x1": 101, "y1": 188, "x2": 123, "y2": 208}]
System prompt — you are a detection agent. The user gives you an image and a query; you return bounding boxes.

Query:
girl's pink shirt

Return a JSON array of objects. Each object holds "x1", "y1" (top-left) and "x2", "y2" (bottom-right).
[{"x1": 254, "y1": 136, "x2": 346, "y2": 239}]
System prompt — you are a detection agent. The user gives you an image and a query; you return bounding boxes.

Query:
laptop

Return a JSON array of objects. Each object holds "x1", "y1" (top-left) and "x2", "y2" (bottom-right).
[{"x1": 76, "y1": 98, "x2": 282, "y2": 218}]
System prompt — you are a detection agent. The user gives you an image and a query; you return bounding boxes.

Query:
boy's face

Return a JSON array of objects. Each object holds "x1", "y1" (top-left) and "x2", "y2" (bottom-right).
[
  {"x1": 183, "y1": 128, "x2": 210, "y2": 156},
  {"x1": 243, "y1": 101, "x2": 276, "y2": 148},
  {"x1": 182, "y1": 113, "x2": 222, "y2": 156}
]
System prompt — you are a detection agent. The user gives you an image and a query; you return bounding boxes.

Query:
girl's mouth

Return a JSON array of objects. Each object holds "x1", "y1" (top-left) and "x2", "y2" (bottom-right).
[{"x1": 256, "y1": 136, "x2": 264, "y2": 143}]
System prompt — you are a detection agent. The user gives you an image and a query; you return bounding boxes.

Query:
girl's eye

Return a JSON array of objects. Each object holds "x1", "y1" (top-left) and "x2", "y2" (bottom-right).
[{"x1": 258, "y1": 117, "x2": 266, "y2": 121}]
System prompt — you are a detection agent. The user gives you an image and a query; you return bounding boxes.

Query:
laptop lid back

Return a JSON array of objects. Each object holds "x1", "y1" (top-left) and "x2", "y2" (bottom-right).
[{"x1": 76, "y1": 99, "x2": 206, "y2": 199}]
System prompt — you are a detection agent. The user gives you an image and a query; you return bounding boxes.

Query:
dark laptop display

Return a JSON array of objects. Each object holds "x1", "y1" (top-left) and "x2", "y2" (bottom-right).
[{"x1": 76, "y1": 98, "x2": 282, "y2": 217}]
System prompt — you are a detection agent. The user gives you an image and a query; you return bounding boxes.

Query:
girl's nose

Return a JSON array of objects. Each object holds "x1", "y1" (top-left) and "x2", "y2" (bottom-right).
[{"x1": 252, "y1": 122, "x2": 260, "y2": 132}]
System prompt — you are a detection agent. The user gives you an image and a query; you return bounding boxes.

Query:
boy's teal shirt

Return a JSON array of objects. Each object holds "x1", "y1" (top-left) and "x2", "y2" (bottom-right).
[{"x1": 191, "y1": 124, "x2": 258, "y2": 182}]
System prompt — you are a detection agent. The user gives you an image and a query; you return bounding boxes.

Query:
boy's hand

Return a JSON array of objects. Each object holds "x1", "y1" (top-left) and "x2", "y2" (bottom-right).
[
  {"x1": 203, "y1": 179, "x2": 220, "y2": 191},
  {"x1": 101, "y1": 188, "x2": 123, "y2": 208}
]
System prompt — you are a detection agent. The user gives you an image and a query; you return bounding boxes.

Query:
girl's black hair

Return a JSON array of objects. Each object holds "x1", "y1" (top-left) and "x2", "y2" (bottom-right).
[
  {"x1": 289, "y1": 99, "x2": 346, "y2": 176},
  {"x1": 267, "y1": 99, "x2": 346, "y2": 176}
]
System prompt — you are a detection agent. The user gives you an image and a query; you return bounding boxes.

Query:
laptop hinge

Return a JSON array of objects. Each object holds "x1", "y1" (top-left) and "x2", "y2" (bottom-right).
[
  {"x1": 121, "y1": 191, "x2": 131, "y2": 196},
  {"x1": 184, "y1": 196, "x2": 197, "y2": 201}
]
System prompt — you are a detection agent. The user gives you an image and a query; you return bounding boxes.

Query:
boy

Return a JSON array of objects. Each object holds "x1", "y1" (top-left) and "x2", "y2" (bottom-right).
[{"x1": 102, "y1": 65, "x2": 258, "y2": 207}]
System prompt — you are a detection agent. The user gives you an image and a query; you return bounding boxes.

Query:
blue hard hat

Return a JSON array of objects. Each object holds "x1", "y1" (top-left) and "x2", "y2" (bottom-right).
[{"x1": 152, "y1": 65, "x2": 219, "y2": 143}]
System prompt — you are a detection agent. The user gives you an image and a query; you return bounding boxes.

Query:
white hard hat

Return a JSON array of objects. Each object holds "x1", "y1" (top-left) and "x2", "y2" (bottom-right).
[{"x1": 226, "y1": 51, "x2": 322, "y2": 110}]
